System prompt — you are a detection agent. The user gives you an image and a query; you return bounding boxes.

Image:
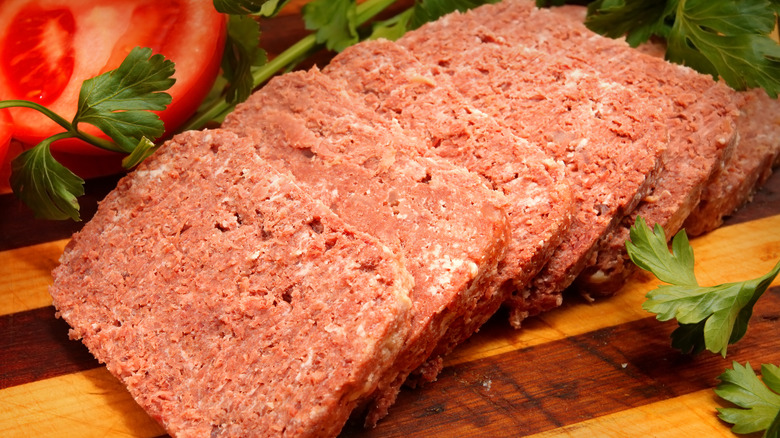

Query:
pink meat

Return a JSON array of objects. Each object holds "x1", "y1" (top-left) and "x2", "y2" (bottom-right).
[
  {"x1": 323, "y1": 38, "x2": 572, "y2": 377},
  {"x1": 399, "y1": 14, "x2": 669, "y2": 326},
  {"x1": 222, "y1": 68, "x2": 511, "y2": 425},
  {"x1": 49, "y1": 130, "x2": 414, "y2": 437}
]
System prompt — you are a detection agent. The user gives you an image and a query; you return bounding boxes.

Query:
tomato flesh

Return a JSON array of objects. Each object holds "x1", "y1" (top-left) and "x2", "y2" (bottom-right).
[
  {"x1": 3, "y1": 7, "x2": 75, "y2": 105},
  {"x1": 0, "y1": 0, "x2": 226, "y2": 156},
  {"x1": 0, "y1": 109, "x2": 12, "y2": 167},
  {"x1": 101, "y1": 4, "x2": 182, "y2": 75}
]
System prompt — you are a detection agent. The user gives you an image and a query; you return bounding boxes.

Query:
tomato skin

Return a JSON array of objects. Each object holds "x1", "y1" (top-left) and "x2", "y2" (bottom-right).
[{"x1": 0, "y1": 0, "x2": 227, "y2": 156}]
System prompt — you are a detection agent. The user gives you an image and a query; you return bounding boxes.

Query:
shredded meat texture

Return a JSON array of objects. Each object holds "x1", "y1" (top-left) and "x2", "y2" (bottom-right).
[
  {"x1": 49, "y1": 130, "x2": 414, "y2": 437},
  {"x1": 223, "y1": 68, "x2": 511, "y2": 425},
  {"x1": 399, "y1": 10, "x2": 670, "y2": 326},
  {"x1": 454, "y1": 2, "x2": 738, "y2": 296},
  {"x1": 323, "y1": 38, "x2": 573, "y2": 380},
  {"x1": 682, "y1": 88, "x2": 780, "y2": 236}
]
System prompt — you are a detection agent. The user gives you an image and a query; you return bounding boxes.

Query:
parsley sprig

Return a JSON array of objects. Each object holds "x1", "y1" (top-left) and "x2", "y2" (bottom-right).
[
  {"x1": 580, "y1": 0, "x2": 780, "y2": 97},
  {"x1": 716, "y1": 361, "x2": 780, "y2": 438},
  {"x1": 2, "y1": 47, "x2": 175, "y2": 221},
  {"x1": 626, "y1": 217, "x2": 780, "y2": 357}
]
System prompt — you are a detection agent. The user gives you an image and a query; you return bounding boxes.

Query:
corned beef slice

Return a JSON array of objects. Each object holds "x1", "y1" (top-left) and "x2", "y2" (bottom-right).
[
  {"x1": 459, "y1": 1, "x2": 739, "y2": 295},
  {"x1": 221, "y1": 68, "x2": 511, "y2": 424},
  {"x1": 323, "y1": 38, "x2": 573, "y2": 373},
  {"x1": 49, "y1": 130, "x2": 414, "y2": 438},
  {"x1": 683, "y1": 89, "x2": 780, "y2": 236},
  {"x1": 398, "y1": 16, "x2": 668, "y2": 326},
  {"x1": 634, "y1": 42, "x2": 780, "y2": 236}
]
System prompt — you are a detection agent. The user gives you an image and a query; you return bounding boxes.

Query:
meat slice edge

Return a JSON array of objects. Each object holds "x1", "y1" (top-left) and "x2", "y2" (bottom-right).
[
  {"x1": 458, "y1": 2, "x2": 738, "y2": 295},
  {"x1": 683, "y1": 89, "x2": 780, "y2": 236}
]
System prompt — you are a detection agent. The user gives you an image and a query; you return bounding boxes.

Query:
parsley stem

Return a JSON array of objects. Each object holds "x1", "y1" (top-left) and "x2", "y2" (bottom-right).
[
  {"x1": 179, "y1": 0, "x2": 400, "y2": 132},
  {"x1": 0, "y1": 99, "x2": 123, "y2": 153},
  {"x1": 0, "y1": 100, "x2": 72, "y2": 132}
]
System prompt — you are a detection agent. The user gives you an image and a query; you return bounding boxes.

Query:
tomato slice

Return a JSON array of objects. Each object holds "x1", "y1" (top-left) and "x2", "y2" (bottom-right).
[{"x1": 0, "y1": 0, "x2": 226, "y2": 155}]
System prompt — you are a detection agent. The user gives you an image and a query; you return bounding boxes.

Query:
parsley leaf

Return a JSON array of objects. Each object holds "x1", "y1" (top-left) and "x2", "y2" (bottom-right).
[
  {"x1": 627, "y1": 217, "x2": 780, "y2": 356},
  {"x1": 369, "y1": 9, "x2": 415, "y2": 41},
  {"x1": 585, "y1": 0, "x2": 671, "y2": 47},
  {"x1": 4, "y1": 46, "x2": 175, "y2": 220},
  {"x1": 122, "y1": 137, "x2": 160, "y2": 169},
  {"x1": 666, "y1": 0, "x2": 780, "y2": 98},
  {"x1": 303, "y1": 0, "x2": 359, "y2": 52},
  {"x1": 10, "y1": 140, "x2": 85, "y2": 221},
  {"x1": 407, "y1": 0, "x2": 501, "y2": 29},
  {"x1": 582, "y1": 0, "x2": 780, "y2": 97},
  {"x1": 716, "y1": 361, "x2": 780, "y2": 437},
  {"x1": 213, "y1": 0, "x2": 290, "y2": 16},
  {"x1": 221, "y1": 14, "x2": 267, "y2": 104},
  {"x1": 626, "y1": 217, "x2": 698, "y2": 287},
  {"x1": 74, "y1": 47, "x2": 174, "y2": 153}
]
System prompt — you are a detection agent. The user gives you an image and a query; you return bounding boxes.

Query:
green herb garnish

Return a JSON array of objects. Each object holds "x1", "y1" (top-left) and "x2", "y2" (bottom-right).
[
  {"x1": 716, "y1": 361, "x2": 780, "y2": 437},
  {"x1": 626, "y1": 217, "x2": 780, "y2": 357},
  {"x1": 580, "y1": 0, "x2": 780, "y2": 97},
  {"x1": 3, "y1": 47, "x2": 175, "y2": 220}
]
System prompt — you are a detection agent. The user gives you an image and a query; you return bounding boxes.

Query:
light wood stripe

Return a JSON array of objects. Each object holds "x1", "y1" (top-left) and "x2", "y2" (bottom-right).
[
  {"x1": 0, "y1": 240, "x2": 67, "y2": 316},
  {"x1": 526, "y1": 389, "x2": 734, "y2": 437},
  {"x1": 0, "y1": 368, "x2": 165, "y2": 438}
]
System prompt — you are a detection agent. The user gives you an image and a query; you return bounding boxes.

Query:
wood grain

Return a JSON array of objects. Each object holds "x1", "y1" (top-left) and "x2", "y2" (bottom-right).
[
  {"x1": 340, "y1": 288, "x2": 780, "y2": 437},
  {"x1": 0, "y1": 368, "x2": 166, "y2": 438},
  {"x1": 0, "y1": 307, "x2": 100, "y2": 390},
  {"x1": 0, "y1": 240, "x2": 66, "y2": 316}
]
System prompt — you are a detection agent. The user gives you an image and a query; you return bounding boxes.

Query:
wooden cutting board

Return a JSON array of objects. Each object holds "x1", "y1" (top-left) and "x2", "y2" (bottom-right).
[
  {"x1": 2, "y1": 3, "x2": 780, "y2": 437},
  {"x1": 1, "y1": 170, "x2": 779, "y2": 438}
]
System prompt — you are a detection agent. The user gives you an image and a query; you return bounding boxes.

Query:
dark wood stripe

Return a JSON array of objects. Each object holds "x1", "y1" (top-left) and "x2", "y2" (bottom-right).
[
  {"x1": 0, "y1": 307, "x2": 100, "y2": 389},
  {"x1": 0, "y1": 173, "x2": 121, "y2": 251},
  {"x1": 3, "y1": 290, "x2": 778, "y2": 435},
  {"x1": 341, "y1": 287, "x2": 780, "y2": 437}
]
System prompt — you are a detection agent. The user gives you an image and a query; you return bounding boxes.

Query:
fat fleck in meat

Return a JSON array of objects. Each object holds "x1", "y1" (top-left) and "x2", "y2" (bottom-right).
[
  {"x1": 222, "y1": 68, "x2": 511, "y2": 425},
  {"x1": 49, "y1": 130, "x2": 414, "y2": 438},
  {"x1": 323, "y1": 38, "x2": 572, "y2": 379},
  {"x1": 399, "y1": 15, "x2": 669, "y2": 327}
]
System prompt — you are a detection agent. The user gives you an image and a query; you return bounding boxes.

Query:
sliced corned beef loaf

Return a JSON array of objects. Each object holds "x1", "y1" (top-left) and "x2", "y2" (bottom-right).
[
  {"x1": 222, "y1": 68, "x2": 511, "y2": 424},
  {"x1": 460, "y1": 1, "x2": 737, "y2": 294},
  {"x1": 323, "y1": 38, "x2": 572, "y2": 376},
  {"x1": 460, "y1": 1, "x2": 738, "y2": 296},
  {"x1": 398, "y1": 19, "x2": 669, "y2": 327},
  {"x1": 49, "y1": 130, "x2": 414, "y2": 438},
  {"x1": 684, "y1": 89, "x2": 780, "y2": 236}
]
